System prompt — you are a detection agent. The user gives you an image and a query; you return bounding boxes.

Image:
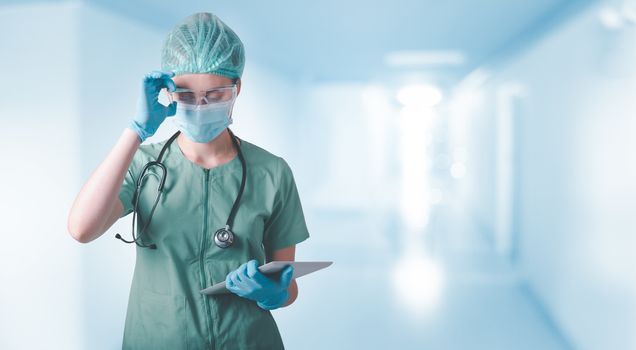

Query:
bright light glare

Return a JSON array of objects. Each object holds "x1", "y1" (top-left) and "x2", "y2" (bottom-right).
[
  {"x1": 392, "y1": 253, "x2": 445, "y2": 311},
  {"x1": 430, "y1": 188, "x2": 443, "y2": 204},
  {"x1": 397, "y1": 84, "x2": 443, "y2": 108},
  {"x1": 399, "y1": 107, "x2": 433, "y2": 230},
  {"x1": 450, "y1": 162, "x2": 466, "y2": 179},
  {"x1": 599, "y1": 6, "x2": 623, "y2": 29},
  {"x1": 384, "y1": 50, "x2": 465, "y2": 67}
]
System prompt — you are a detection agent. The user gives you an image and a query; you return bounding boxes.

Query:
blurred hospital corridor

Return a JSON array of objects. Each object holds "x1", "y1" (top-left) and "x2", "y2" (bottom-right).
[{"x1": 1, "y1": 0, "x2": 635, "y2": 349}]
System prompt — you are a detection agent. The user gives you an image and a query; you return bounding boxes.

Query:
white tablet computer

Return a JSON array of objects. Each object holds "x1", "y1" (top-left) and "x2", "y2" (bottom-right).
[{"x1": 200, "y1": 261, "x2": 333, "y2": 296}]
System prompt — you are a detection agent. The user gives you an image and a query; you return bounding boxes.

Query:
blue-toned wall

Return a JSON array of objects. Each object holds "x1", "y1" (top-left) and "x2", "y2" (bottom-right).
[
  {"x1": 0, "y1": 2, "x2": 83, "y2": 349},
  {"x1": 448, "y1": 3, "x2": 636, "y2": 348}
]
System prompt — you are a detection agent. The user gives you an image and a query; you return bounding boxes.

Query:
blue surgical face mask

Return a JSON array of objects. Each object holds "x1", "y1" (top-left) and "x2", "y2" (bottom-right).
[{"x1": 172, "y1": 99, "x2": 234, "y2": 143}]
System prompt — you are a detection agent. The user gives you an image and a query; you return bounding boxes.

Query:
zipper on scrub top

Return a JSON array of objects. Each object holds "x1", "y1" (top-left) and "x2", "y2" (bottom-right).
[{"x1": 199, "y1": 168, "x2": 214, "y2": 348}]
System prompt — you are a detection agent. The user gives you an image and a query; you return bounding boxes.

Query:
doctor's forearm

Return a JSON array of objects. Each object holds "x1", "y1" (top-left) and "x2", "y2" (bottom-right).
[
  {"x1": 265, "y1": 245, "x2": 299, "y2": 308},
  {"x1": 67, "y1": 128, "x2": 140, "y2": 243},
  {"x1": 281, "y1": 280, "x2": 298, "y2": 307}
]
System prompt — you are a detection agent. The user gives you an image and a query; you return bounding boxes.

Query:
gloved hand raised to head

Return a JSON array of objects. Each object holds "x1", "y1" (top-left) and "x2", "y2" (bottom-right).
[
  {"x1": 128, "y1": 70, "x2": 178, "y2": 143},
  {"x1": 225, "y1": 260, "x2": 294, "y2": 310}
]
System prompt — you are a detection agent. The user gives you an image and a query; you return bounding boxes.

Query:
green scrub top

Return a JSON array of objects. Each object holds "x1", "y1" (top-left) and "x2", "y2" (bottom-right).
[{"x1": 117, "y1": 133, "x2": 310, "y2": 350}]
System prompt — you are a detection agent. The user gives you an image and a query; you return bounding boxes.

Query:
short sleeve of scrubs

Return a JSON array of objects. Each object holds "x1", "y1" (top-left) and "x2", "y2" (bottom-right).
[
  {"x1": 263, "y1": 157, "x2": 310, "y2": 254},
  {"x1": 118, "y1": 150, "x2": 142, "y2": 218}
]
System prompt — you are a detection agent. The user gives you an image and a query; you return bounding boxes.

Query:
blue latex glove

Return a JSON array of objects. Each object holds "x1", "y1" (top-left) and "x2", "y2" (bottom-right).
[
  {"x1": 128, "y1": 70, "x2": 178, "y2": 143},
  {"x1": 225, "y1": 260, "x2": 294, "y2": 310}
]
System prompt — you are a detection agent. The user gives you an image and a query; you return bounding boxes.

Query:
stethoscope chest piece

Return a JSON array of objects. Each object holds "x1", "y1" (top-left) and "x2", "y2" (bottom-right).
[{"x1": 214, "y1": 226, "x2": 235, "y2": 249}]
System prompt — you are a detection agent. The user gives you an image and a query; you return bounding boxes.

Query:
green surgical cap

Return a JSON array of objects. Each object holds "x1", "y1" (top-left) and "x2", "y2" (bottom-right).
[{"x1": 161, "y1": 12, "x2": 245, "y2": 80}]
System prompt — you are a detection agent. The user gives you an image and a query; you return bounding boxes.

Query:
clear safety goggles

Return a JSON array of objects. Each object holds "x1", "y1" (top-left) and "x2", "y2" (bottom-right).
[{"x1": 168, "y1": 85, "x2": 237, "y2": 106}]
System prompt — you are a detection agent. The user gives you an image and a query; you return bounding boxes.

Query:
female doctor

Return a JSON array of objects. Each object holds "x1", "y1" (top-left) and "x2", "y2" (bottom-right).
[{"x1": 67, "y1": 12, "x2": 310, "y2": 350}]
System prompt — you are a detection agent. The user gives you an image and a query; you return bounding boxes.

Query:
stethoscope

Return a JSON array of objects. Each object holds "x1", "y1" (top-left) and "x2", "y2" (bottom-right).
[{"x1": 115, "y1": 128, "x2": 246, "y2": 250}]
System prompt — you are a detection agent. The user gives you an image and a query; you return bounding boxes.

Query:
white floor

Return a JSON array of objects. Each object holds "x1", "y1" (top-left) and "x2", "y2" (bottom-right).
[{"x1": 273, "y1": 205, "x2": 573, "y2": 350}]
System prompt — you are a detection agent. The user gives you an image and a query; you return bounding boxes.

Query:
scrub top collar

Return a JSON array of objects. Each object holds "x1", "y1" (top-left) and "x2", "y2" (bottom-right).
[{"x1": 168, "y1": 133, "x2": 244, "y2": 177}]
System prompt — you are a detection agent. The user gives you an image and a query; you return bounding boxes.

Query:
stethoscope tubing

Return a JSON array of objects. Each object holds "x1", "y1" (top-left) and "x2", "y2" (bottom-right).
[{"x1": 116, "y1": 129, "x2": 246, "y2": 250}]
